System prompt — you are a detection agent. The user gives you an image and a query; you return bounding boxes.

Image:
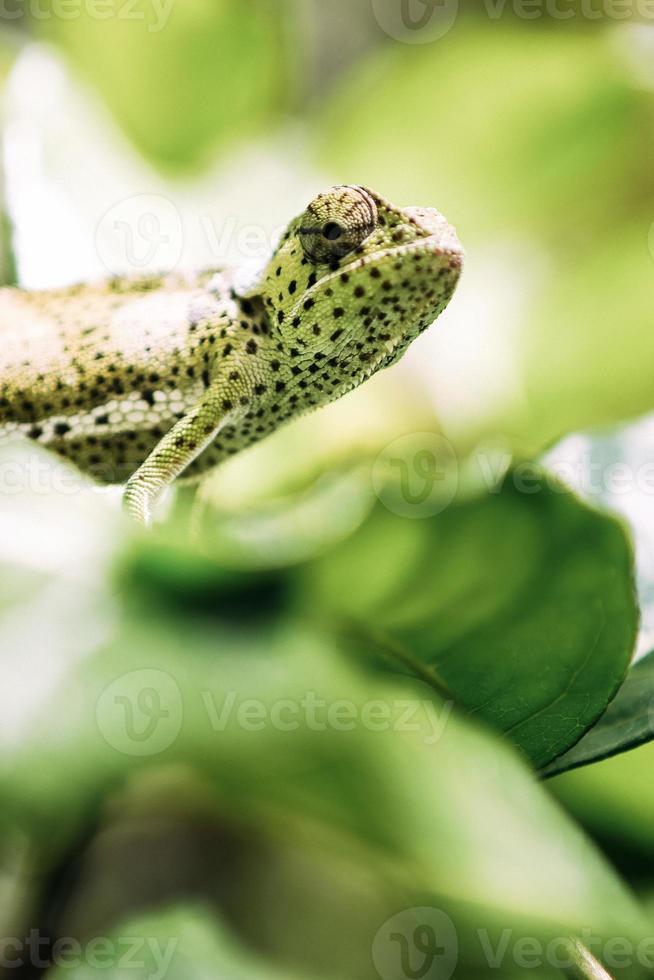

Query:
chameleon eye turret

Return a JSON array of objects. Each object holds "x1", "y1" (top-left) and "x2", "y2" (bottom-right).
[
  {"x1": 0, "y1": 185, "x2": 463, "y2": 524},
  {"x1": 299, "y1": 185, "x2": 378, "y2": 263}
]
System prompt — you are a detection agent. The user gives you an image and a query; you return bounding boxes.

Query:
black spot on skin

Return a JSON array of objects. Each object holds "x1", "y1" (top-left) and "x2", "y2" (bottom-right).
[
  {"x1": 370, "y1": 267, "x2": 381, "y2": 279},
  {"x1": 246, "y1": 339, "x2": 258, "y2": 354},
  {"x1": 28, "y1": 426, "x2": 43, "y2": 440},
  {"x1": 313, "y1": 324, "x2": 321, "y2": 336},
  {"x1": 330, "y1": 328, "x2": 343, "y2": 342},
  {"x1": 142, "y1": 391, "x2": 156, "y2": 406},
  {"x1": 54, "y1": 422, "x2": 70, "y2": 436},
  {"x1": 275, "y1": 381, "x2": 286, "y2": 392},
  {"x1": 288, "y1": 280, "x2": 297, "y2": 295},
  {"x1": 202, "y1": 370, "x2": 211, "y2": 388},
  {"x1": 354, "y1": 285, "x2": 365, "y2": 298},
  {"x1": 333, "y1": 308, "x2": 345, "y2": 319},
  {"x1": 304, "y1": 298, "x2": 315, "y2": 310},
  {"x1": 278, "y1": 311, "x2": 285, "y2": 324},
  {"x1": 222, "y1": 399, "x2": 233, "y2": 410},
  {"x1": 95, "y1": 414, "x2": 110, "y2": 426},
  {"x1": 254, "y1": 384, "x2": 267, "y2": 395},
  {"x1": 307, "y1": 271, "x2": 318, "y2": 287},
  {"x1": 271, "y1": 360, "x2": 280, "y2": 372}
]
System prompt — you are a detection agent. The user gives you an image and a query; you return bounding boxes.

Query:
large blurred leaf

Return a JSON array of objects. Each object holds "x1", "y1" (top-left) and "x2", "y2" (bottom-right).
[
  {"x1": 34, "y1": 0, "x2": 293, "y2": 170},
  {"x1": 542, "y1": 649, "x2": 654, "y2": 779},
  {"x1": 300, "y1": 468, "x2": 638, "y2": 769},
  {"x1": 0, "y1": 601, "x2": 648, "y2": 972},
  {"x1": 48, "y1": 906, "x2": 328, "y2": 980}
]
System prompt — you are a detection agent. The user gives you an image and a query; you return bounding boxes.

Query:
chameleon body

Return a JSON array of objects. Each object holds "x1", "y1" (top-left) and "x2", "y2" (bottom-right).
[{"x1": 0, "y1": 186, "x2": 463, "y2": 523}]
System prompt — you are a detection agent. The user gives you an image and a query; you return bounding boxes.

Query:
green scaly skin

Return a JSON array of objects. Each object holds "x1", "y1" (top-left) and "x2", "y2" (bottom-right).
[{"x1": 0, "y1": 185, "x2": 464, "y2": 523}]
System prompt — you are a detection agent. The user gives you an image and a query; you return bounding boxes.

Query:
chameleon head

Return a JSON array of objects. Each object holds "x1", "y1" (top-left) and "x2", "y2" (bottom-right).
[{"x1": 255, "y1": 184, "x2": 464, "y2": 392}]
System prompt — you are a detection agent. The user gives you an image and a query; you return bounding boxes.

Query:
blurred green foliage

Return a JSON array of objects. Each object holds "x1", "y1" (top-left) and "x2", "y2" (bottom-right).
[
  {"x1": 1, "y1": 2, "x2": 654, "y2": 978},
  {"x1": 32, "y1": 0, "x2": 294, "y2": 170},
  {"x1": 316, "y1": 22, "x2": 654, "y2": 453}
]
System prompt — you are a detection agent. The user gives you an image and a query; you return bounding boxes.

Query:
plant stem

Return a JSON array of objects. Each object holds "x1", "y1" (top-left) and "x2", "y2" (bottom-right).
[{"x1": 562, "y1": 939, "x2": 615, "y2": 980}]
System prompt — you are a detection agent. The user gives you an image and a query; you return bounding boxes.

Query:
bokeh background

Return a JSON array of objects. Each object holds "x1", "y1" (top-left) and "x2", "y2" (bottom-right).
[{"x1": 1, "y1": 2, "x2": 654, "y2": 978}]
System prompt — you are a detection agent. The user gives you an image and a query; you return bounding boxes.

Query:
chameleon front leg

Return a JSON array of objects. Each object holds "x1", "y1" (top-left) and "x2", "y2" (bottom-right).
[{"x1": 123, "y1": 388, "x2": 234, "y2": 525}]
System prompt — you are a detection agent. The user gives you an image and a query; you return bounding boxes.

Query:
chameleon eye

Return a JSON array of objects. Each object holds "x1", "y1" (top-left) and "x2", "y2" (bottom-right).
[
  {"x1": 323, "y1": 222, "x2": 343, "y2": 242},
  {"x1": 299, "y1": 186, "x2": 378, "y2": 264}
]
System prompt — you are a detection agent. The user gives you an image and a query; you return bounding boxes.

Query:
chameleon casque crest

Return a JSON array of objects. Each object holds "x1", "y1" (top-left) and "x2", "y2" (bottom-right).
[{"x1": 0, "y1": 185, "x2": 463, "y2": 523}]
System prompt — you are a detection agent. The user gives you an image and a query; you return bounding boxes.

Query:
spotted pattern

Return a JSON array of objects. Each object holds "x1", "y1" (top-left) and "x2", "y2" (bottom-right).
[{"x1": 0, "y1": 186, "x2": 463, "y2": 517}]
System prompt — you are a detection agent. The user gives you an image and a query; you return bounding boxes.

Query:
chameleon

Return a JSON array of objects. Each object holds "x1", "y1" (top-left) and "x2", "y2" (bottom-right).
[{"x1": 0, "y1": 185, "x2": 463, "y2": 524}]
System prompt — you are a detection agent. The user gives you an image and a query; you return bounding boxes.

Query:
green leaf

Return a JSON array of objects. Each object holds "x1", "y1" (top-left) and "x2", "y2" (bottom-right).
[
  {"x1": 48, "y1": 906, "x2": 326, "y2": 980},
  {"x1": 301, "y1": 468, "x2": 638, "y2": 769},
  {"x1": 0, "y1": 610, "x2": 647, "y2": 970},
  {"x1": 542, "y1": 650, "x2": 654, "y2": 779},
  {"x1": 33, "y1": 0, "x2": 294, "y2": 171}
]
